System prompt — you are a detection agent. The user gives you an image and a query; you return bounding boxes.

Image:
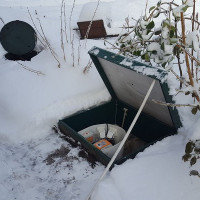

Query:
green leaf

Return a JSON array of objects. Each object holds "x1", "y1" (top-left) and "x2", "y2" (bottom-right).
[
  {"x1": 127, "y1": 40, "x2": 132, "y2": 45},
  {"x1": 161, "y1": 62, "x2": 167, "y2": 68},
  {"x1": 190, "y1": 156, "x2": 197, "y2": 166},
  {"x1": 155, "y1": 30, "x2": 161, "y2": 35},
  {"x1": 170, "y1": 25, "x2": 176, "y2": 32},
  {"x1": 149, "y1": 6, "x2": 156, "y2": 13},
  {"x1": 133, "y1": 50, "x2": 141, "y2": 56},
  {"x1": 170, "y1": 30, "x2": 174, "y2": 38},
  {"x1": 161, "y1": 42, "x2": 164, "y2": 51},
  {"x1": 136, "y1": 31, "x2": 142, "y2": 39},
  {"x1": 141, "y1": 54, "x2": 145, "y2": 60},
  {"x1": 146, "y1": 21, "x2": 155, "y2": 30},
  {"x1": 190, "y1": 170, "x2": 199, "y2": 176},
  {"x1": 182, "y1": 154, "x2": 192, "y2": 162},
  {"x1": 147, "y1": 29, "x2": 151, "y2": 35},
  {"x1": 157, "y1": 1, "x2": 161, "y2": 7},
  {"x1": 173, "y1": 46, "x2": 178, "y2": 55},
  {"x1": 192, "y1": 107, "x2": 198, "y2": 115},
  {"x1": 145, "y1": 53, "x2": 150, "y2": 62},
  {"x1": 120, "y1": 44, "x2": 126, "y2": 48},
  {"x1": 170, "y1": 38, "x2": 178, "y2": 44},
  {"x1": 185, "y1": 141, "x2": 195, "y2": 154},
  {"x1": 151, "y1": 50, "x2": 157, "y2": 55},
  {"x1": 192, "y1": 92, "x2": 196, "y2": 98},
  {"x1": 194, "y1": 147, "x2": 200, "y2": 154},
  {"x1": 136, "y1": 51, "x2": 141, "y2": 56},
  {"x1": 162, "y1": 22, "x2": 169, "y2": 28},
  {"x1": 153, "y1": 12, "x2": 160, "y2": 18},
  {"x1": 181, "y1": 6, "x2": 189, "y2": 13}
]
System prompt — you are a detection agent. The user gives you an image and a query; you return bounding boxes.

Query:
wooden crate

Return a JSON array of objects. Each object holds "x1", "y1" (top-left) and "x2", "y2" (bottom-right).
[{"x1": 77, "y1": 20, "x2": 107, "y2": 39}]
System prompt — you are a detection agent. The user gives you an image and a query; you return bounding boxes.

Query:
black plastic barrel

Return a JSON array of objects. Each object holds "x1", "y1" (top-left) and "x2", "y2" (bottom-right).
[{"x1": 0, "y1": 20, "x2": 37, "y2": 56}]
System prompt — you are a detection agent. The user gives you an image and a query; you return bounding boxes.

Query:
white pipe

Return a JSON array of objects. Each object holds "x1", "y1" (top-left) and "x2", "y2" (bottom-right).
[{"x1": 86, "y1": 79, "x2": 156, "y2": 200}]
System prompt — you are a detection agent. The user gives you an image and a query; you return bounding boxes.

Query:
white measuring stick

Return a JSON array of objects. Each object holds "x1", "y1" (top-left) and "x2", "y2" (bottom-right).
[{"x1": 86, "y1": 79, "x2": 156, "y2": 200}]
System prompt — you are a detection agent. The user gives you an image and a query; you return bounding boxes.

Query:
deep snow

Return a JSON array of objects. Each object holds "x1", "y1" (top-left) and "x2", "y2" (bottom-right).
[{"x1": 0, "y1": 0, "x2": 200, "y2": 200}]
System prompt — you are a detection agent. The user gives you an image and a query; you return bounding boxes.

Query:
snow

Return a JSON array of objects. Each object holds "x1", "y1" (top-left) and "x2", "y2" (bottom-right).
[
  {"x1": 186, "y1": 30, "x2": 200, "y2": 52},
  {"x1": 93, "y1": 135, "x2": 200, "y2": 200},
  {"x1": 0, "y1": 0, "x2": 200, "y2": 200},
  {"x1": 164, "y1": 44, "x2": 174, "y2": 55},
  {"x1": 120, "y1": 57, "x2": 165, "y2": 81},
  {"x1": 78, "y1": 2, "x2": 111, "y2": 24}
]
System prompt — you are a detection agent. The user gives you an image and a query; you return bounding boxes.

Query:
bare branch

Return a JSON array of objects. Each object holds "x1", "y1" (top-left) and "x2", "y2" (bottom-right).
[
  {"x1": 83, "y1": 59, "x2": 92, "y2": 73},
  {"x1": 17, "y1": 61, "x2": 45, "y2": 75},
  {"x1": 69, "y1": 0, "x2": 76, "y2": 42},
  {"x1": 27, "y1": 7, "x2": 46, "y2": 47},
  {"x1": 84, "y1": 0, "x2": 100, "y2": 46},
  {"x1": 35, "y1": 10, "x2": 61, "y2": 68},
  {"x1": 0, "y1": 17, "x2": 5, "y2": 24},
  {"x1": 71, "y1": 34, "x2": 75, "y2": 67},
  {"x1": 60, "y1": 0, "x2": 66, "y2": 61},
  {"x1": 152, "y1": 99, "x2": 198, "y2": 108},
  {"x1": 63, "y1": 2, "x2": 68, "y2": 43}
]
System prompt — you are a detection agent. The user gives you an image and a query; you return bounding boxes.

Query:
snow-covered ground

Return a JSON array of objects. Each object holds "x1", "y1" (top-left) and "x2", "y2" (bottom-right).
[{"x1": 0, "y1": 0, "x2": 200, "y2": 200}]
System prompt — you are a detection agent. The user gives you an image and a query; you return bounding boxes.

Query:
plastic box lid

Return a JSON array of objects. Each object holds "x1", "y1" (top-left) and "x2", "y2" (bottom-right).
[{"x1": 89, "y1": 46, "x2": 181, "y2": 130}]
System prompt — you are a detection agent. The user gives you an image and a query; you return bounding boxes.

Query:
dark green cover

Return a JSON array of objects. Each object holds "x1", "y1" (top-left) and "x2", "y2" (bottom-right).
[
  {"x1": 58, "y1": 46, "x2": 181, "y2": 166},
  {"x1": 88, "y1": 46, "x2": 182, "y2": 130}
]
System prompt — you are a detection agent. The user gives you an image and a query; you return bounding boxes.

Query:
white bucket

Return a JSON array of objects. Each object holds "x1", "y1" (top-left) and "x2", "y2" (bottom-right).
[{"x1": 79, "y1": 124, "x2": 126, "y2": 160}]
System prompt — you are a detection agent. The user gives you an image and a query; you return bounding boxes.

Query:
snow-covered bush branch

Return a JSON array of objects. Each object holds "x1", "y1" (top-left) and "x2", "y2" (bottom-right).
[{"x1": 115, "y1": 0, "x2": 200, "y2": 114}]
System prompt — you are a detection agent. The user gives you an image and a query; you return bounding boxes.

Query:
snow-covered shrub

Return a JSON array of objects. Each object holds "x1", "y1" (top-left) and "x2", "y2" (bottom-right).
[{"x1": 115, "y1": 0, "x2": 200, "y2": 114}]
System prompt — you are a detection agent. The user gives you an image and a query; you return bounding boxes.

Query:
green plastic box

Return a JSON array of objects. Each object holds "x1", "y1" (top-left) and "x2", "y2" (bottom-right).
[{"x1": 58, "y1": 47, "x2": 181, "y2": 166}]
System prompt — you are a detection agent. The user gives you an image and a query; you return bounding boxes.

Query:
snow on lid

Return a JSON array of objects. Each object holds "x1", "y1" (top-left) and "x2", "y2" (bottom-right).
[
  {"x1": 120, "y1": 58, "x2": 166, "y2": 82},
  {"x1": 78, "y1": 2, "x2": 111, "y2": 22},
  {"x1": 89, "y1": 47, "x2": 100, "y2": 56}
]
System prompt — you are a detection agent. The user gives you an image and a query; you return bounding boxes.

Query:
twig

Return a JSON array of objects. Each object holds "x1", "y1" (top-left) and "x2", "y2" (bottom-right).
[
  {"x1": 83, "y1": 59, "x2": 92, "y2": 73},
  {"x1": 147, "y1": 1, "x2": 178, "y2": 21},
  {"x1": 184, "y1": 17, "x2": 200, "y2": 27},
  {"x1": 69, "y1": 0, "x2": 76, "y2": 21},
  {"x1": 71, "y1": 34, "x2": 75, "y2": 67},
  {"x1": 152, "y1": 99, "x2": 198, "y2": 108},
  {"x1": 27, "y1": 7, "x2": 46, "y2": 47},
  {"x1": 103, "y1": 39, "x2": 120, "y2": 50},
  {"x1": 125, "y1": 16, "x2": 130, "y2": 32},
  {"x1": 196, "y1": 12, "x2": 199, "y2": 83},
  {"x1": 84, "y1": 0, "x2": 100, "y2": 46},
  {"x1": 180, "y1": 13, "x2": 195, "y2": 88},
  {"x1": 144, "y1": 0, "x2": 149, "y2": 20},
  {"x1": 17, "y1": 61, "x2": 45, "y2": 75},
  {"x1": 0, "y1": 17, "x2": 5, "y2": 24},
  {"x1": 69, "y1": 0, "x2": 76, "y2": 42},
  {"x1": 176, "y1": 54, "x2": 183, "y2": 88},
  {"x1": 78, "y1": 38, "x2": 81, "y2": 65},
  {"x1": 63, "y1": 2, "x2": 68, "y2": 43},
  {"x1": 170, "y1": 68, "x2": 189, "y2": 87},
  {"x1": 191, "y1": 0, "x2": 196, "y2": 76},
  {"x1": 175, "y1": 17, "x2": 183, "y2": 89},
  {"x1": 60, "y1": 0, "x2": 66, "y2": 61},
  {"x1": 35, "y1": 10, "x2": 61, "y2": 68},
  {"x1": 176, "y1": 44, "x2": 200, "y2": 66}
]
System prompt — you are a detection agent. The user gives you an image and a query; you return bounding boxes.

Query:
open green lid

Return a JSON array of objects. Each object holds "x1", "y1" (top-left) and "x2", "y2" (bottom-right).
[{"x1": 89, "y1": 46, "x2": 182, "y2": 130}]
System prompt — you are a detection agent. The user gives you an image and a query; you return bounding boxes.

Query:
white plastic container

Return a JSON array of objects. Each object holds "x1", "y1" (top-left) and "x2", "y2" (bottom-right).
[
  {"x1": 79, "y1": 124, "x2": 126, "y2": 160},
  {"x1": 79, "y1": 131, "x2": 98, "y2": 143}
]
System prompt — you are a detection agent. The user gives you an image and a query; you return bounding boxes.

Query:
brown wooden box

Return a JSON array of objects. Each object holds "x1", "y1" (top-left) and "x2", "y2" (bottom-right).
[{"x1": 77, "y1": 20, "x2": 107, "y2": 39}]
